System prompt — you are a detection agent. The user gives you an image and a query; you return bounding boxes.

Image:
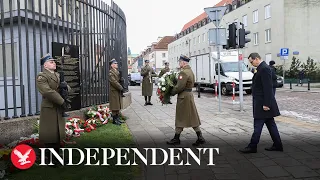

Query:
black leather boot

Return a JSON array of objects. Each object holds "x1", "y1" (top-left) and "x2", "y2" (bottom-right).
[
  {"x1": 112, "y1": 114, "x2": 121, "y2": 125},
  {"x1": 167, "y1": 134, "x2": 180, "y2": 145},
  {"x1": 192, "y1": 131, "x2": 205, "y2": 146}
]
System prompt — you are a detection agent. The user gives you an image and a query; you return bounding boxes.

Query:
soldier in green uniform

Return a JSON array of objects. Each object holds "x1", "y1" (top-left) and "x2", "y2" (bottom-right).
[
  {"x1": 158, "y1": 62, "x2": 170, "y2": 77},
  {"x1": 167, "y1": 55, "x2": 205, "y2": 146},
  {"x1": 141, "y1": 60, "x2": 157, "y2": 106},
  {"x1": 36, "y1": 53, "x2": 70, "y2": 162},
  {"x1": 158, "y1": 62, "x2": 172, "y2": 104},
  {"x1": 109, "y1": 58, "x2": 123, "y2": 125}
]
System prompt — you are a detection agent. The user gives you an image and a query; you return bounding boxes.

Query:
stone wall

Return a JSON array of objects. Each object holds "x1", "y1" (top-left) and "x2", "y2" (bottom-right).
[{"x1": 0, "y1": 92, "x2": 132, "y2": 145}]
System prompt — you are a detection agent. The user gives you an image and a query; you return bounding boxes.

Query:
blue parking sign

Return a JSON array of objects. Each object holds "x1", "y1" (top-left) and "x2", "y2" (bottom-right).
[{"x1": 280, "y1": 48, "x2": 289, "y2": 56}]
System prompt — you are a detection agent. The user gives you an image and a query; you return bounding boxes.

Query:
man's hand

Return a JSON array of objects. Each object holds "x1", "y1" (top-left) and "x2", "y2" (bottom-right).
[
  {"x1": 263, "y1": 106, "x2": 270, "y2": 111},
  {"x1": 59, "y1": 81, "x2": 68, "y2": 89}
]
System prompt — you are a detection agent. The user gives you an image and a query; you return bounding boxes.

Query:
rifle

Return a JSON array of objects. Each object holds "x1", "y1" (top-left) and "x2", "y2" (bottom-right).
[
  {"x1": 58, "y1": 47, "x2": 71, "y2": 117},
  {"x1": 119, "y1": 70, "x2": 125, "y2": 97}
]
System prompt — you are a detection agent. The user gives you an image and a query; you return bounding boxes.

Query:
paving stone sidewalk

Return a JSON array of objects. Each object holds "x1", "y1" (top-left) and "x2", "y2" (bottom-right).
[{"x1": 123, "y1": 87, "x2": 320, "y2": 180}]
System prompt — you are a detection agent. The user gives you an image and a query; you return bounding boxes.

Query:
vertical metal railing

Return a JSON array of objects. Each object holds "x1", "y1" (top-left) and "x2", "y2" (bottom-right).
[{"x1": 0, "y1": 0, "x2": 127, "y2": 120}]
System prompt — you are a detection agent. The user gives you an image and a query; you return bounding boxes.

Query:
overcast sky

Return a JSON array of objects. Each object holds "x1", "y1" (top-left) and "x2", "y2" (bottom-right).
[{"x1": 104, "y1": 0, "x2": 220, "y2": 54}]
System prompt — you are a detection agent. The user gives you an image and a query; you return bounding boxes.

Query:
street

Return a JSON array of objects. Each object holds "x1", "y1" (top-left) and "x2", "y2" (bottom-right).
[
  {"x1": 197, "y1": 87, "x2": 320, "y2": 124},
  {"x1": 123, "y1": 85, "x2": 320, "y2": 180}
]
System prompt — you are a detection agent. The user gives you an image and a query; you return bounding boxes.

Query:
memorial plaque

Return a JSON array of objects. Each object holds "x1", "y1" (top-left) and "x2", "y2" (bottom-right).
[{"x1": 52, "y1": 42, "x2": 81, "y2": 111}]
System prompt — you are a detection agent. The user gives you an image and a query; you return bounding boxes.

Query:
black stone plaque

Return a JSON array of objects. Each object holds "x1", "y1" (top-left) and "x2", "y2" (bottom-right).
[{"x1": 52, "y1": 42, "x2": 81, "y2": 111}]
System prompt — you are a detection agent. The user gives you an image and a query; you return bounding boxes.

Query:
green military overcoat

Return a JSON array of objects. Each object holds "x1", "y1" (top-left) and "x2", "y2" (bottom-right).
[
  {"x1": 36, "y1": 69, "x2": 66, "y2": 144},
  {"x1": 171, "y1": 65, "x2": 201, "y2": 127},
  {"x1": 140, "y1": 65, "x2": 157, "y2": 96},
  {"x1": 109, "y1": 68, "x2": 123, "y2": 111},
  {"x1": 158, "y1": 67, "x2": 170, "y2": 78}
]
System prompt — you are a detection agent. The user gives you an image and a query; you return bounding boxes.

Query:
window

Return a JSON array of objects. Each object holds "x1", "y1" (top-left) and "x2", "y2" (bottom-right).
[
  {"x1": 198, "y1": 35, "x2": 201, "y2": 43},
  {"x1": 265, "y1": 4, "x2": 271, "y2": 19},
  {"x1": 265, "y1": 29, "x2": 271, "y2": 43},
  {"x1": 253, "y1": 10, "x2": 258, "y2": 23},
  {"x1": 193, "y1": 37, "x2": 196, "y2": 45},
  {"x1": 253, "y1": 32, "x2": 258, "y2": 45},
  {"x1": 162, "y1": 53, "x2": 166, "y2": 58},
  {"x1": 242, "y1": 15, "x2": 247, "y2": 27},
  {"x1": 203, "y1": 33, "x2": 206, "y2": 42},
  {"x1": 265, "y1": 54, "x2": 272, "y2": 65}
]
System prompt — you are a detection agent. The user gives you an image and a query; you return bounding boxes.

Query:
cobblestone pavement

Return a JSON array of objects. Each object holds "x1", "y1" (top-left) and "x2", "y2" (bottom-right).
[
  {"x1": 123, "y1": 86, "x2": 320, "y2": 180},
  {"x1": 200, "y1": 87, "x2": 320, "y2": 123}
]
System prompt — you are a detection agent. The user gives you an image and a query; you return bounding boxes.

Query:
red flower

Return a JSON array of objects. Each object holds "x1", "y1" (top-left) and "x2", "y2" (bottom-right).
[
  {"x1": 85, "y1": 127, "x2": 91, "y2": 132},
  {"x1": 92, "y1": 124, "x2": 97, "y2": 128}
]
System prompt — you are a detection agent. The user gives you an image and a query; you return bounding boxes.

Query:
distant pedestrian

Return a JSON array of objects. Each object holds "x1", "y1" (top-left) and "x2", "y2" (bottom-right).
[
  {"x1": 239, "y1": 53, "x2": 283, "y2": 153},
  {"x1": 269, "y1": 60, "x2": 278, "y2": 95},
  {"x1": 297, "y1": 69, "x2": 304, "y2": 86}
]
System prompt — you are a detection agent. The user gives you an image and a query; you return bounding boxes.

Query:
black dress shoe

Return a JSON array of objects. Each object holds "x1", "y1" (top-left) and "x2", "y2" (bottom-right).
[
  {"x1": 265, "y1": 146, "x2": 283, "y2": 152},
  {"x1": 147, "y1": 102, "x2": 153, "y2": 105},
  {"x1": 144, "y1": 102, "x2": 148, "y2": 106},
  {"x1": 168, "y1": 101, "x2": 172, "y2": 104},
  {"x1": 239, "y1": 147, "x2": 257, "y2": 153}
]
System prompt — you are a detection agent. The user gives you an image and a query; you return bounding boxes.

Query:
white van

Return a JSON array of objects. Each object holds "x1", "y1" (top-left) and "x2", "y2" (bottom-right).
[{"x1": 190, "y1": 50, "x2": 253, "y2": 95}]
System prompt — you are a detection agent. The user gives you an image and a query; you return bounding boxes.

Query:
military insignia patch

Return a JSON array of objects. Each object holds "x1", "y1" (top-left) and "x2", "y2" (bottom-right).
[{"x1": 179, "y1": 75, "x2": 183, "y2": 80}]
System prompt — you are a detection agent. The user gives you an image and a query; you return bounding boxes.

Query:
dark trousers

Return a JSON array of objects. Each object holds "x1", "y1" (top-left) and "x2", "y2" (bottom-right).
[
  {"x1": 273, "y1": 88, "x2": 276, "y2": 96},
  {"x1": 248, "y1": 118, "x2": 282, "y2": 149}
]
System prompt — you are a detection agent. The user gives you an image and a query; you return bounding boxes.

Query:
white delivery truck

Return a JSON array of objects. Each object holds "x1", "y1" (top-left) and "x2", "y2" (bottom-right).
[{"x1": 189, "y1": 50, "x2": 253, "y2": 95}]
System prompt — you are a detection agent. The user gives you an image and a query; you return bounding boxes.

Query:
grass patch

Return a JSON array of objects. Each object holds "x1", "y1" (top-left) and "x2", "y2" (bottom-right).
[{"x1": 8, "y1": 123, "x2": 141, "y2": 180}]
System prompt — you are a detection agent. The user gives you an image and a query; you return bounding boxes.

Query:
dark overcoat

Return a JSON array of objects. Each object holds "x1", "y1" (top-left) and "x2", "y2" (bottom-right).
[
  {"x1": 171, "y1": 65, "x2": 201, "y2": 127},
  {"x1": 36, "y1": 69, "x2": 66, "y2": 144},
  {"x1": 252, "y1": 61, "x2": 280, "y2": 119},
  {"x1": 109, "y1": 68, "x2": 123, "y2": 111},
  {"x1": 140, "y1": 65, "x2": 157, "y2": 96}
]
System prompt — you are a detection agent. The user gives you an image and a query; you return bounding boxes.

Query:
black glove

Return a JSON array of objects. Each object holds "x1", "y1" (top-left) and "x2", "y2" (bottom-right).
[
  {"x1": 61, "y1": 102, "x2": 69, "y2": 111},
  {"x1": 59, "y1": 81, "x2": 68, "y2": 89}
]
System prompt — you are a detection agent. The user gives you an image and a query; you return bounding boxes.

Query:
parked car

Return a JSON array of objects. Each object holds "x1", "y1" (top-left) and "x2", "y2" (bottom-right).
[
  {"x1": 129, "y1": 72, "x2": 142, "y2": 86},
  {"x1": 276, "y1": 75, "x2": 284, "y2": 88}
]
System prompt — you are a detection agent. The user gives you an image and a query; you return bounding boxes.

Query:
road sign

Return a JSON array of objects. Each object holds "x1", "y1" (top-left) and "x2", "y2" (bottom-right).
[{"x1": 280, "y1": 48, "x2": 289, "y2": 56}]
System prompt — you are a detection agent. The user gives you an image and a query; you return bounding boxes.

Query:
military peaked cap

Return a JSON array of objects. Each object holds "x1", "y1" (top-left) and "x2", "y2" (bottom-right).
[
  {"x1": 109, "y1": 58, "x2": 118, "y2": 65},
  {"x1": 40, "y1": 53, "x2": 55, "y2": 65},
  {"x1": 179, "y1": 55, "x2": 190, "y2": 62}
]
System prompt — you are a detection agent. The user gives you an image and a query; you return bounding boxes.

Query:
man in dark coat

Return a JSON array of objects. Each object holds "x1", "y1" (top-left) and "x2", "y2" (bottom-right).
[
  {"x1": 239, "y1": 53, "x2": 283, "y2": 153},
  {"x1": 109, "y1": 58, "x2": 123, "y2": 125},
  {"x1": 141, "y1": 60, "x2": 157, "y2": 105},
  {"x1": 269, "y1": 60, "x2": 277, "y2": 95},
  {"x1": 167, "y1": 55, "x2": 205, "y2": 146},
  {"x1": 36, "y1": 53, "x2": 70, "y2": 163}
]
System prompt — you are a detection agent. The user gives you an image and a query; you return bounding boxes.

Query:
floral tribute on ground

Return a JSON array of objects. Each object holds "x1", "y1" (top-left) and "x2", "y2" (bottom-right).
[
  {"x1": 0, "y1": 104, "x2": 127, "y2": 178},
  {"x1": 156, "y1": 71, "x2": 178, "y2": 105}
]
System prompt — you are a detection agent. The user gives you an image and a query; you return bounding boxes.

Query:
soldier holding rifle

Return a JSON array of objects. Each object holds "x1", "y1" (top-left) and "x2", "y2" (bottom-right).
[
  {"x1": 109, "y1": 58, "x2": 124, "y2": 125},
  {"x1": 141, "y1": 60, "x2": 157, "y2": 106},
  {"x1": 36, "y1": 53, "x2": 71, "y2": 164}
]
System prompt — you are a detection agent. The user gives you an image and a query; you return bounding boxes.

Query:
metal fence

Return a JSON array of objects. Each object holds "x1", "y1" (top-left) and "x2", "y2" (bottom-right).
[{"x1": 0, "y1": 0, "x2": 128, "y2": 120}]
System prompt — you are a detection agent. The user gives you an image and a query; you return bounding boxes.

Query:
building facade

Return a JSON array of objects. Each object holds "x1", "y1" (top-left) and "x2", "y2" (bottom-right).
[{"x1": 168, "y1": 0, "x2": 320, "y2": 70}]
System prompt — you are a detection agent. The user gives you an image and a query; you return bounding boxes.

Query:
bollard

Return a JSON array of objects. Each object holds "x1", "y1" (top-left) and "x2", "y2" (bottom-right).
[
  {"x1": 198, "y1": 82, "x2": 200, "y2": 98},
  {"x1": 232, "y1": 81, "x2": 235, "y2": 104},
  {"x1": 215, "y1": 80, "x2": 218, "y2": 99},
  {"x1": 290, "y1": 81, "x2": 292, "y2": 89},
  {"x1": 308, "y1": 79, "x2": 310, "y2": 91}
]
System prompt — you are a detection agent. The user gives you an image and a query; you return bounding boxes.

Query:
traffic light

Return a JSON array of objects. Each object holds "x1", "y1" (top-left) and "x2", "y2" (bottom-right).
[
  {"x1": 238, "y1": 28, "x2": 251, "y2": 48},
  {"x1": 228, "y1": 23, "x2": 237, "y2": 49}
]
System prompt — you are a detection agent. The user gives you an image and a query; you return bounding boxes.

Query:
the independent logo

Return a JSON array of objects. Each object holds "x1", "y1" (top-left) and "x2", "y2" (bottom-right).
[{"x1": 10, "y1": 144, "x2": 36, "y2": 170}]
